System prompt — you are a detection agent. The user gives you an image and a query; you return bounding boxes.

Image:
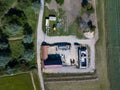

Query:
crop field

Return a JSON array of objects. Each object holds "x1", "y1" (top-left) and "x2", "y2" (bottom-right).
[{"x1": 105, "y1": 0, "x2": 120, "y2": 90}]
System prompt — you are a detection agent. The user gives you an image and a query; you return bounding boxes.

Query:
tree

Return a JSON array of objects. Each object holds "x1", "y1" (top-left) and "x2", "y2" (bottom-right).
[
  {"x1": 22, "y1": 34, "x2": 33, "y2": 44},
  {"x1": 81, "y1": 0, "x2": 88, "y2": 7},
  {"x1": 55, "y1": 0, "x2": 64, "y2": 5},
  {"x1": 0, "y1": 1, "x2": 8, "y2": 16},
  {"x1": 5, "y1": 24, "x2": 22, "y2": 35},
  {"x1": 87, "y1": 20, "x2": 96, "y2": 32},
  {"x1": 90, "y1": 25, "x2": 96, "y2": 32},
  {"x1": 0, "y1": 55, "x2": 11, "y2": 68},
  {"x1": 0, "y1": 42, "x2": 8, "y2": 50},
  {"x1": 23, "y1": 23, "x2": 33, "y2": 34},
  {"x1": 32, "y1": 1, "x2": 40, "y2": 14},
  {"x1": 81, "y1": 0, "x2": 94, "y2": 14},
  {"x1": 3, "y1": 8, "x2": 27, "y2": 26},
  {"x1": 20, "y1": 49, "x2": 35, "y2": 62},
  {"x1": 0, "y1": 30, "x2": 9, "y2": 50}
]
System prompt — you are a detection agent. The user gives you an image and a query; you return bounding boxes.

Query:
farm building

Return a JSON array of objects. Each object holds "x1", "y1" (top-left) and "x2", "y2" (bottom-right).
[
  {"x1": 78, "y1": 46, "x2": 88, "y2": 68},
  {"x1": 45, "y1": 18, "x2": 49, "y2": 27},
  {"x1": 49, "y1": 15, "x2": 56, "y2": 21}
]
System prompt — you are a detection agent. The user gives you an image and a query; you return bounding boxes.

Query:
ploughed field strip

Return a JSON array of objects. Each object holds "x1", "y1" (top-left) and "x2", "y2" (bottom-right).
[
  {"x1": 43, "y1": 72, "x2": 97, "y2": 82},
  {"x1": 105, "y1": 0, "x2": 120, "y2": 90}
]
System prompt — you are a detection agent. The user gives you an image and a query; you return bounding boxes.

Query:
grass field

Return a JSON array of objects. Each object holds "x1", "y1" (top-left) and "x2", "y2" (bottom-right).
[
  {"x1": 0, "y1": 73, "x2": 34, "y2": 90},
  {"x1": 105, "y1": 0, "x2": 120, "y2": 90},
  {"x1": 0, "y1": 72, "x2": 41, "y2": 90},
  {"x1": 44, "y1": 0, "x2": 110, "y2": 90}
]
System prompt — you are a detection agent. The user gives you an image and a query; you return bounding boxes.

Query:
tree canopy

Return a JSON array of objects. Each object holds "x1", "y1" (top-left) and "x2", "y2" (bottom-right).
[
  {"x1": 22, "y1": 34, "x2": 33, "y2": 44},
  {"x1": 5, "y1": 24, "x2": 22, "y2": 35},
  {"x1": 20, "y1": 49, "x2": 35, "y2": 62},
  {"x1": 32, "y1": 1, "x2": 40, "y2": 14},
  {"x1": 0, "y1": 55, "x2": 11, "y2": 68}
]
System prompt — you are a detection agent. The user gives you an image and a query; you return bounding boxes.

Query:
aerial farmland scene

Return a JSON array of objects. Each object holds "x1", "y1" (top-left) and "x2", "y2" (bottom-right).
[{"x1": 0, "y1": 0, "x2": 119, "y2": 90}]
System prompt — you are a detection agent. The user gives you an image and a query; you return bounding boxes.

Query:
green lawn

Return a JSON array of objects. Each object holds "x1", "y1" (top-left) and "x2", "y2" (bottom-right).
[
  {"x1": 0, "y1": 72, "x2": 41, "y2": 90},
  {"x1": 0, "y1": 73, "x2": 34, "y2": 90},
  {"x1": 9, "y1": 40, "x2": 24, "y2": 59}
]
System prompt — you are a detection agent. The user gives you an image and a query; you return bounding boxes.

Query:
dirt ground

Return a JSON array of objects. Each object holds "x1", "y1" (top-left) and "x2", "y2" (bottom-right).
[{"x1": 46, "y1": 0, "x2": 82, "y2": 24}]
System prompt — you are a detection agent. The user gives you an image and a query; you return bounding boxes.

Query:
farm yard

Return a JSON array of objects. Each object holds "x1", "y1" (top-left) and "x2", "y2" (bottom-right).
[
  {"x1": 105, "y1": 0, "x2": 120, "y2": 90},
  {"x1": 43, "y1": 0, "x2": 110, "y2": 90},
  {"x1": 43, "y1": 0, "x2": 96, "y2": 39}
]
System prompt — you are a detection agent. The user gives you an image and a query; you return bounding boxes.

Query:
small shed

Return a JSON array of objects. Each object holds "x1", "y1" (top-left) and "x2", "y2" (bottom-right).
[
  {"x1": 45, "y1": 18, "x2": 49, "y2": 27},
  {"x1": 49, "y1": 15, "x2": 56, "y2": 21}
]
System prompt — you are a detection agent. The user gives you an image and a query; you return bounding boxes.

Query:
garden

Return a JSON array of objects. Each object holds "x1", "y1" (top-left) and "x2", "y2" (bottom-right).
[{"x1": 43, "y1": 0, "x2": 96, "y2": 39}]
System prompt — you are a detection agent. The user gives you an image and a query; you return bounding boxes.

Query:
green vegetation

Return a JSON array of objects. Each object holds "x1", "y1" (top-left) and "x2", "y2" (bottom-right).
[
  {"x1": 22, "y1": 34, "x2": 33, "y2": 44},
  {"x1": 32, "y1": 1, "x2": 40, "y2": 14},
  {"x1": 55, "y1": 0, "x2": 64, "y2": 5},
  {"x1": 81, "y1": 0, "x2": 94, "y2": 14},
  {"x1": 105, "y1": 0, "x2": 120, "y2": 90},
  {"x1": 0, "y1": 73, "x2": 33, "y2": 90},
  {"x1": 0, "y1": 0, "x2": 17, "y2": 18},
  {"x1": 5, "y1": 24, "x2": 23, "y2": 36},
  {"x1": 0, "y1": 0, "x2": 39, "y2": 75},
  {"x1": 21, "y1": 49, "x2": 35, "y2": 62},
  {"x1": 9, "y1": 40, "x2": 24, "y2": 59},
  {"x1": 45, "y1": 0, "x2": 51, "y2": 4},
  {"x1": 0, "y1": 72, "x2": 41, "y2": 90},
  {"x1": 32, "y1": 70, "x2": 41, "y2": 90}
]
